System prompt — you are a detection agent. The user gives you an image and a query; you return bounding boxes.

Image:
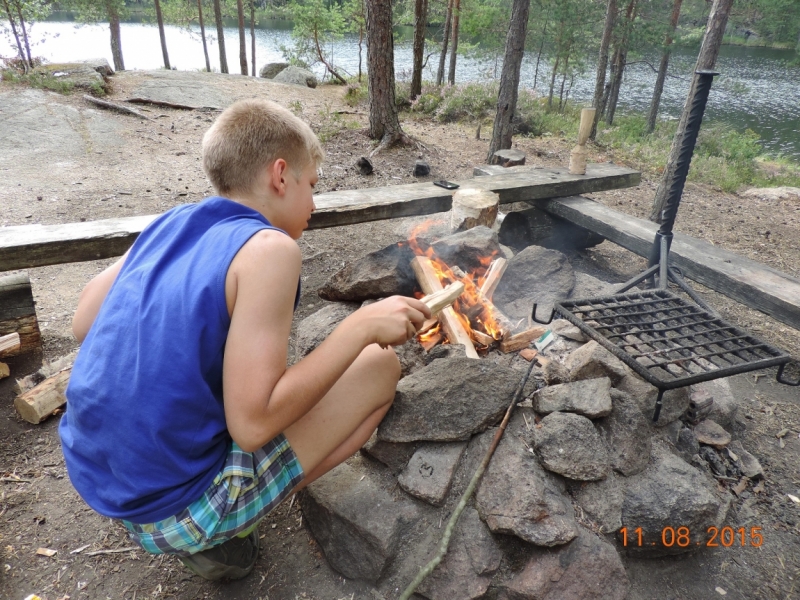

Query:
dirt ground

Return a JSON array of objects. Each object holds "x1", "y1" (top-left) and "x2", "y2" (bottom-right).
[{"x1": 0, "y1": 72, "x2": 799, "y2": 600}]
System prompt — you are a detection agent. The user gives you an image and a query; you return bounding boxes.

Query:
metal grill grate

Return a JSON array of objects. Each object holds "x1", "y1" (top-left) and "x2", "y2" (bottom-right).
[{"x1": 554, "y1": 289, "x2": 791, "y2": 390}]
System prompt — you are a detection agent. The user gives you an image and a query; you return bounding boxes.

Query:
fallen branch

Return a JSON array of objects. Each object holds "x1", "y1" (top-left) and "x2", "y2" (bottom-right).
[
  {"x1": 82, "y1": 94, "x2": 150, "y2": 120},
  {"x1": 85, "y1": 547, "x2": 139, "y2": 557},
  {"x1": 398, "y1": 358, "x2": 536, "y2": 600}
]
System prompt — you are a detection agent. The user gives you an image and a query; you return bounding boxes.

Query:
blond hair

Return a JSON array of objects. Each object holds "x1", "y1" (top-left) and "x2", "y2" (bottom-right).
[{"x1": 202, "y1": 99, "x2": 324, "y2": 195}]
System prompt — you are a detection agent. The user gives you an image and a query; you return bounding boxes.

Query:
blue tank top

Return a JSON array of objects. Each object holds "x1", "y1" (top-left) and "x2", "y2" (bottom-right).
[{"x1": 60, "y1": 197, "x2": 297, "y2": 523}]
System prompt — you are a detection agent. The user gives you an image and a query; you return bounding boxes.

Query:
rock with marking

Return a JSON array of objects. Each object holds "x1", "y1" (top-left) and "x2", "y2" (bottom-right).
[
  {"x1": 398, "y1": 441, "x2": 467, "y2": 506},
  {"x1": 533, "y1": 377, "x2": 612, "y2": 419},
  {"x1": 534, "y1": 412, "x2": 611, "y2": 481},
  {"x1": 429, "y1": 226, "x2": 502, "y2": 273}
]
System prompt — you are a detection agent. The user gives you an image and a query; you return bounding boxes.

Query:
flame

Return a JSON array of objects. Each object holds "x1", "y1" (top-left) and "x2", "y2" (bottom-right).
[
  {"x1": 406, "y1": 222, "x2": 506, "y2": 343},
  {"x1": 418, "y1": 323, "x2": 442, "y2": 344}
]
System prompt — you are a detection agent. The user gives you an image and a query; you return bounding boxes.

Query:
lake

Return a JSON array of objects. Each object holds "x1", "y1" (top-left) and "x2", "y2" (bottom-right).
[{"x1": 2, "y1": 16, "x2": 799, "y2": 158}]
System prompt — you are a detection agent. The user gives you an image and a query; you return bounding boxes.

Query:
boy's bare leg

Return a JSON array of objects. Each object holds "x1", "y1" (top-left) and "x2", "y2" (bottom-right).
[{"x1": 283, "y1": 343, "x2": 400, "y2": 490}]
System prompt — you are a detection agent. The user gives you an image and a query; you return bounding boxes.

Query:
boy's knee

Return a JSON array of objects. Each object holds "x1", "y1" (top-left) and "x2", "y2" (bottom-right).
[{"x1": 362, "y1": 344, "x2": 401, "y2": 387}]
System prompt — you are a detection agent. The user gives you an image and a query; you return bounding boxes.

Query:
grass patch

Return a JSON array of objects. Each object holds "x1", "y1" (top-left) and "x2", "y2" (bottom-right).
[{"x1": 1, "y1": 69, "x2": 77, "y2": 94}]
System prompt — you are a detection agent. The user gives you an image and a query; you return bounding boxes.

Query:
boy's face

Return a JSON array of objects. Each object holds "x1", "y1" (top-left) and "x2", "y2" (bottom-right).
[{"x1": 280, "y1": 161, "x2": 318, "y2": 239}]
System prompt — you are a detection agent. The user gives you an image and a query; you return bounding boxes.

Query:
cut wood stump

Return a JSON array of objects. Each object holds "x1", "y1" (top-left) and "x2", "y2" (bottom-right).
[
  {"x1": 15, "y1": 368, "x2": 71, "y2": 424},
  {"x1": 491, "y1": 149, "x2": 526, "y2": 167},
  {"x1": 0, "y1": 273, "x2": 42, "y2": 357},
  {"x1": 450, "y1": 189, "x2": 500, "y2": 232},
  {"x1": 0, "y1": 333, "x2": 21, "y2": 355}
]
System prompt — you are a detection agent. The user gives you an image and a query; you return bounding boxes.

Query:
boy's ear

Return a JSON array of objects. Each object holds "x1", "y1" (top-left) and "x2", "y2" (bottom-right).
[{"x1": 269, "y1": 158, "x2": 289, "y2": 196}]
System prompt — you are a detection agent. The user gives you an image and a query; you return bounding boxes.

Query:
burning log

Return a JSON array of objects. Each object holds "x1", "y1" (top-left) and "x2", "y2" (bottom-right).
[
  {"x1": 421, "y1": 282, "x2": 465, "y2": 315},
  {"x1": 419, "y1": 331, "x2": 443, "y2": 352},
  {"x1": 499, "y1": 326, "x2": 548, "y2": 353},
  {"x1": 411, "y1": 257, "x2": 479, "y2": 359},
  {"x1": 471, "y1": 329, "x2": 495, "y2": 347},
  {"x1": 478, "y1": 258, "x2": 507, "y2": 301}
]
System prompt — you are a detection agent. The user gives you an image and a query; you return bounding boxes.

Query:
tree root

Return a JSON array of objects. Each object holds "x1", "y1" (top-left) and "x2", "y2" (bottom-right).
[{"x1": 369, "y1": 130, "x2": 428, "y2": 157}]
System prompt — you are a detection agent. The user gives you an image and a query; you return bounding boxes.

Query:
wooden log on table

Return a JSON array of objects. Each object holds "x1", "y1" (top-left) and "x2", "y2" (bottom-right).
[
  {"x1": 0, "y1": 165, "x2": 640, "y2": 271},
  {"x1": 450, "y1": 189, "x2": 500, "y2": 232},
  {"x1": 541, "y1": 195, "x2": 800, "y2": 331},
  {"x1": 411, "y1": 257, "x2": 479, "y2": 359},
  {"x1": 0, "y1": 273, "x2": 42, "y2": 357},
  {"x1": 14, "y1": 369, "x2": 71, "y2": 424},
  {"x1": 569, "y1": 108, "x2": 596, "y2": 175}
]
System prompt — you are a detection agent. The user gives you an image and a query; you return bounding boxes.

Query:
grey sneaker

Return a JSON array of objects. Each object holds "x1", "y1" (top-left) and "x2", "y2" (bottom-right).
[{"x1": 179, "y1": 530, "x2": 259, "y2": 581}]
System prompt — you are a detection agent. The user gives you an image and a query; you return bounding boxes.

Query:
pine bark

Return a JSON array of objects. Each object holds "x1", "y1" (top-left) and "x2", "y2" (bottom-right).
[
  {"x1": 213, "y1": 0, "x2": 228, "y2": 73},
  {"x1": 365, "y1": 0, "x2": 403, "y2": 142},
  {"x1": 198, "y1": 0, "x2": 211, "y2": 72},
  {"x1": 447, "y1": 0, "x2": 460, "y2": 85},
  {"x1": 650, "y1": 0, "x2": 733, "y2": 222},
  {"x1": 487, "y1": 0, "x2": 531, "y2": 162},
  {"x1": 106, "y1": 0, "x2": 125, "y2": 71},
  {"x1": 250, "y1": 0, "x2": 256, "y2": 76},
  {"x1": 236, "y1": 0, "x2": 247, "y2": 75},
  {"x1": 1, "y1": 0, "x2": 27, "y2": 66},
  {"x1": 437, "y1": 0, "x2": 453, "y2": 85},
  {"x1": 646, "y1": 0, "x2": 683, "y2": 134},
  {"x1": 154, "y1": 0, "x2": 170, "y2": 69},
  {"x1": 604, "y1": 0, "x2": 638, "y2": 125},
  {"x1": 12, "y1": 0, "x2": 33, "y2": 67},
  {"x1": 410, "y1": 0, "x2": 428, "y2": 99},
  {"x1": 590, "y1": 0, "x2": 616, "y2": 139}
]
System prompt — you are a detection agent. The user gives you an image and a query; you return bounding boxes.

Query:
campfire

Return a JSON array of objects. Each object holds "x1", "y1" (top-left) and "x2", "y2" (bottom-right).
[{"x1": 405, "y1": 222, "x2": 546, "y2": 358}]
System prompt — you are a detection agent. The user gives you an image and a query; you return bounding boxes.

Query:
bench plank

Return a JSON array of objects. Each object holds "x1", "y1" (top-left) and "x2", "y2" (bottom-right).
[
  {"x1": 541, "y1": 196, "x2": 800, "y2": 331},
  {"x1": 0, "y1": 164, "x2": 639, "y2": 271}
]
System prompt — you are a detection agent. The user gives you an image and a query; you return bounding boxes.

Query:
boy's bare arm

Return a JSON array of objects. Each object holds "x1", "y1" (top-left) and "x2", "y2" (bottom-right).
[
  {"x1": 223, "y1": 230, "x2": 429, "y2": 452},
  {"x1": 72, "y1": 252, "x2": 129, "y2": 343}
]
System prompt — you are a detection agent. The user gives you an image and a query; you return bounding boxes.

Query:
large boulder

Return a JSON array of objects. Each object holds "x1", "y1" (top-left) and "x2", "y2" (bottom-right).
[
  {"x1": 428, "y1": 226, "x2": 502, "y2": 273},
  {"x1": 259, "y1": 61, "x2": 289, "y2": 78},
  {"x1": 496, "y1": 528, "x2": 629, "y2": 600},
  {"x1": 32, "y1": 63, "x2": 107, "y2": 93},
  {"x1": 476, "y1": 411, "x2": 579, "y2": 546},
  {"x1": 295, "y1": 302, "x2": 359, "y2": 359},
  {"x1": 378, "y1": 357, "x2": 518, "y2": 443},
  {"x1": 298, "y1": 461, "x2": 421, "y2": 582},
  {"x1": 620, "y1": 444, "x2": 730, "y2": 556},
  {"x1": 493, "y1": 246, "x2": 576, "y2": 320},
  {"x1": 596, "y1": 389, "x2": 652, "y2": 476},
  {"x1": 272, "y1": 65, "x2": 318, "y2": 88},
  {"x1": 533, "y1": 412, "x2": 611, "y2": 481},
  {"x1": 318, "y1": 242, "x2": 416, "y2": 301},
  {"x1": 533, "y1": 377, "x2": 612, "y2": 419},
  {"x1": 568, "y1": 472, "x2": 624, "y2": 533}
]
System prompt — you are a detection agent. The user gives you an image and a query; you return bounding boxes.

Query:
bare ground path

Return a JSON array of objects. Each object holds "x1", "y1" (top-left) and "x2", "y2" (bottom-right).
[{"x1": 0, "y1": 70, "x2": 798, "y2": 600}]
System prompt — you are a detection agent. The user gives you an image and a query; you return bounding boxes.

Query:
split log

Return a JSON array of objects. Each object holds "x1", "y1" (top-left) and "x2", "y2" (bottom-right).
[
  {"x1": 450, "y1": 189, "x2": 500, "y2": 232},
  {"x1": 421, "y1": 282, "x2": 465, "y2": 315},
  {"x1": 0, "y1": 273, "x2": 42, "y2": 357},
  {"x1": 420, "y1": 332, "x2": 443, "y2": 351},
  {"x1": 0, "y1": 363, "x2": 9, "y2": 379},
  {"x1": 499, "y1": 326, "x2": 548, "y2": 353},
  {"x1": 0, "y1": 333, "x2": 21, "y2": 355},
  {"x1": 478, "y1": 258, "x2": 507, "y2": 300},
  {"x1": 471, "y1": 330, "x2": 495, "y2": 347},
  {"x1": 14, "y1": 369, "x2": 71, "y2": 424},
  {"x1": 411, "y1": 257, "x2": 479, "y2": 359},
  {"x1": 13, "y1": 350, "x2": 77, "y2": 396}
]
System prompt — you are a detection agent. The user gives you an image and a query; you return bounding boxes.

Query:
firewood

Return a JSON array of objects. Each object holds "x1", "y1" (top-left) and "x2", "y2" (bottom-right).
[
  {"x1": 0, "y1": 273, "x2": 42, "y2": 357},
  {"x1": 420, "y1": 282, "x2": 465, "y2": 315},
  {"x1": 411, "y1": 257, "x2": 479, "y2": 359},
  {"x1": 478, "y1": 258, "x2": 508, "y2": 301},
  {"x1": 13, "y1": 350, "x2": 77, "y2": 396},
  {"x1": 471, "y1": 330, "x2": 495, "y2": 347},
  {"x1": 418, "y1": 318, "x2": 439, "y2": 336},
  {"x1": 14, "y1": 369, "x2": 71, "y2": 424},
  {"x1": 569, "y1": 108, "x2": 595, "y2": 175},
  {"x1": 0, "y1": 332, "x2": 20, "y2": 355},
  {"x1": 420, "y1": 332, "x2": 443, "y2": 352},
  {"x1": 450, "y1": 189, "x2": 500, "y2": 232},
  {"x1": 0, "y1": 362, "x2": 9, "y2": 380},
  {"x1": 519, "y1": 348, "x2": 538, "y2": 362},
  {"x1": 499, "y1": 326, "x2": 548, "y2": 353}
]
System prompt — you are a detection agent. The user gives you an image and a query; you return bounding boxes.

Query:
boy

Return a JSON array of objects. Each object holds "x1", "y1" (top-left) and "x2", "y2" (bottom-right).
[{"x1": 60, "y1": 99, "x2": 431, "y2": 581}]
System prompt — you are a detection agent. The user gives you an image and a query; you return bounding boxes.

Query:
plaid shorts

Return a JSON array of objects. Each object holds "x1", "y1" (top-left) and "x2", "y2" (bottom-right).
[{"x1": 121, "y1": 434, "x2": 304, "y2": 556}]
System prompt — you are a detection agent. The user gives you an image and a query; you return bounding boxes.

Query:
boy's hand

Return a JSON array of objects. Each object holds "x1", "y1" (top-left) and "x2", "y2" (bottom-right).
[{"x1": 348, "y1": 296, "x2": 432, "y2": 348}]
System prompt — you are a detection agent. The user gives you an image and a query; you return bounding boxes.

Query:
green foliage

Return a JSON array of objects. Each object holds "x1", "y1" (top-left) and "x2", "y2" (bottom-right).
[
  {"x1": 0, "y1": 67, "x2": 76, "y2": 93},
  {"x1": 410, "y1": 82, "x2": 498, "y2": 122},
  {"x1": 282, "y1": 0, "x2": 346, "y2": 78},
  {"x1": 343, "y1": 79, "x2": 368, "y2": 107}
]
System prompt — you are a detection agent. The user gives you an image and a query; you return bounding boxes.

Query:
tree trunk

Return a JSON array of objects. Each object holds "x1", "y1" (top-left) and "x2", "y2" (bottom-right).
[
  {"x1": 358, "y1": 24, "x2": 363, "y2": 82},
  {"x1": 106, "y1": 0, "x2": 125, "y2": 71},
  {"x1": 410, "y1": 0, "x2": 428, "y2": 99},
  {"x1": 198, "y1": 0, "x2": 211, "y2": 72},
  {"x1": 604, "y1": 0, "x2": 638, "y2": 125},
  {"x1": 590, "y1": 0, "x2": 616, "y2": 139},
  {"x1": 487, "y1": 0, "x2": 531, "y2": 162},
  {"x1": 365, "y1": 0, "x2": 404, "y2": 144},
  {"x1": 532, "y1": 18, "x2": 547, "y2": 90},
  {"x1": 11, "y1": 0, "x2": 32, "y2": 67},
  {"x1": 547, "y1": 55, "x2": 560, "y2": 108},
  {"x1": 447, "y1": 0, "x2": 460, "y2": 85},
  {"x1": 650, "y1": 0, "x2": 734, "y2": 222},
  {"x1": 236, "y1": 0, "x2": 247, "y2": 75},
  {"x1": 646, "y1": 0, "x2": 682, "y2": 134},
  {"x1": 437, "y1": 0, "x2": 453, "y2": 86},
  {"x1": 213, "y1": 0, "x2": 228, "y2": 73},
  {"x1": 1, "y1": 0, "x2": 27, "y2": 67},
  {"x1": 250, "y1": 0, "x2": 255, "y2": 76},
  {"x1": 154, "y1": 0, "x2": 170, "y2": 69},
  {"x1": 558, "y1": 58, "x2": 569, "y2": 111}
]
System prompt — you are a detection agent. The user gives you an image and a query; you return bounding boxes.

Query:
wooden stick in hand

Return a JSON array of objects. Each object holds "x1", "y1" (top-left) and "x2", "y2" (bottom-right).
[{"x1": 420, "y1": 281, "x2": 465, "y2": 315}]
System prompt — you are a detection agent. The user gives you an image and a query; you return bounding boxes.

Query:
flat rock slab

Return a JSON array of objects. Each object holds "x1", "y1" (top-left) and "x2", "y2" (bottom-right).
[
  {"x1": 378, "y1": 357, "x2": 518, "y2": 443},
  {"x1": 694, "y1": 419, "x2": 732, "y2": 448},
  {"x1": 620, "y1": 445, "x2": 729, "y2": 556},
  {"x1": 564, "y1": 340, "x2": 627, "y2": 385},
  {"x1": 493, "y1": 245, "x2": 576, "y2": 320},
  {"x1": 416, "y1": 507, "x2": 502, "y2": 600},
  {"x1": 728, "y1": 440, "x2": 763, "y2": 479},
  {"x1": 534, "y1": 412, "x2": 611, "y2": 481},
  {"x1": 596, "y1": 389, "x2": 651, "y2": 476},
  {"x1": 295, "y1": 302, "x2": 359, "y2": 359},
  {"x1": 361, "y1": 434, "x2": 417, "y2": 473},
  {"x1": 476, "y1": 411, "x2": 579, "y2": 547},
  {"x1": 299, "y1": 462, "x2": 422, "y2": 583},
  {"x1": 398, "y1": 441, "x2": 467, "y2": 506},
  {"x1": 497, "y1": 528, "x2": 629, "y2": 600},
  {"x1": 318, "y1": 242, "x2": 416, "y2": 301},
  {"x1": 533, "y1": 377, "x2": 612, "y2": 418}
]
